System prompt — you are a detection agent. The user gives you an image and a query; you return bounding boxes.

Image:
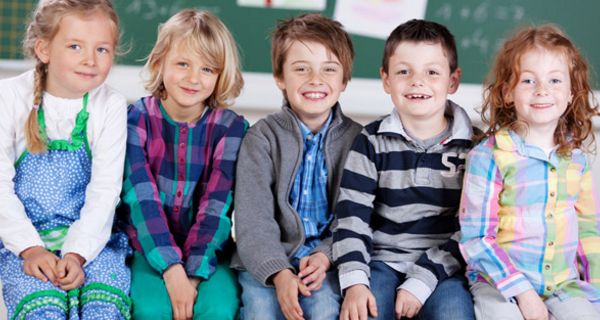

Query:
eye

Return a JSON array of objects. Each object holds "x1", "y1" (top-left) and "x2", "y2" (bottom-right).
[
  {"x1": 96, "y1": 47, "x2": 110, "y2": 54},
  {"x1": 68, "y1": 44, "x2": 81, "y2": 51},
  {"x1": 428, "y1": 70, "x2": 440, "y2": 76},
  {"x1": 201, "y1": 66, "x2": 215, "y2": 74},
  {"x1": 177, "y1": 62, "x2": 189, "y2": 68},
  {"x1": 293, "y1": 66, "x2": 307, "y2": 73},
  {"x1": 550, "y1": 78, "x2": 562, "y2": 84},
  {"x1": 521, "y1": 78, "x2": 534, "y2": 84},
  {"x1": 396, "y1": 69, "x2": 409, "y2": 75},
  {"x1": 324, "y1": 66, "x2": 338, "y2": 73}
]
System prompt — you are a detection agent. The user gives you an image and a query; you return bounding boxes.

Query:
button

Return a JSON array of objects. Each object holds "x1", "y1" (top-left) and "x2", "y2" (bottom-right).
[
  {"x1": 179, "y1": 158, "x2": 185, "y2": 163},
  {"x1": 177, "y1": 191, "x2": 182, "y2": 197},
  {"x1": 303, "y1": 190, "x2": 308, "y2": 195},
  {"x1": 546, "y1": 285, "x2": 552, "y2": 291},
  {"x1": 550, "y1": 192, "x2": 556, "y2": 197},
  {"x1": 307, "y1": 135, "x2": 313, "y2": 140},
  {"x1": 548, "y1": 241, "x2": 554, "y2": 247},
  {"x1": 178, "y1": 174, "x2": 184, "y2": 180},
  {"x1": 547, "y1": 213, "x2": 554, "y2": 219},
  {"x1": 544, "y1": 264, "x2": 551, "y2": 270},
  {"x1": 307, "y1": 155, "x2": 312, "y2": 161},
  {"x1": 179, "y1": 142, "x2": 185, "y2": 148},
  {"x1": 180, "y1": 127, "x2": 187, "y2": 132},
  {"x1": 550, "y1": 168, "x2": 556, "y2": 173},
  {"x1": 174, "y1": 207, "x2": 180, "y2": 212}
]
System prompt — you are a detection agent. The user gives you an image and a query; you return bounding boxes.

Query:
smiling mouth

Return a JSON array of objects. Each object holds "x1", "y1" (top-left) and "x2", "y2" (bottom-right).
[
  {"x1": 76, "y1": 72, "x2": 96, "y2": 78},
  {"x1": 530, "y1": 103, "x2": 552, "y2": 109},
  {"x1": 181, "y1": 87, "x2": 199, "y2": 94},
  {"x1": 405, "y1": 94, "x2": 432, "y2": 100},
  {"x1": 303, "y1": 92, "x2": 327, "y2": 100}
]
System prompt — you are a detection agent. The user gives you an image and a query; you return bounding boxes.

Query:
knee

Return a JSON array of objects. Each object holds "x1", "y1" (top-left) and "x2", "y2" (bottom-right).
[
  {"x1": 132, "y1": 302, "x2": 170, "y2": 320},
  {"x1": 195, "y1": 306, "x2": 238, "y2": 320}
]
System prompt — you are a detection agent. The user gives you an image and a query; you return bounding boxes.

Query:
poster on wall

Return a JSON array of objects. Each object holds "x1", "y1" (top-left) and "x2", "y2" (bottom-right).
[
  {"x1": 334, "y1": 0, "x2": 428, "y2": 39},
  {"x1": 237, "y1": 0, "x2": 326, "y2": 10}
]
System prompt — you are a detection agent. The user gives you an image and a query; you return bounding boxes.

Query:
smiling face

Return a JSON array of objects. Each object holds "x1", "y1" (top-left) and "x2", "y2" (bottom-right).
[
  {"x1": 35, "y1": 11, "x2": 116, "y2": 98},
  {"x1": 275, "y1": 40, "x2": 346, "y2": 131},
  {"x1": 160, "y1": 39, "x2": 219, "y2": 122},
  {"x1": 381, "y1": 41, "x2": 460, "y2": 124},
  {"x1": 509, "y1": 48, "x2": 572, "y2": 134}
]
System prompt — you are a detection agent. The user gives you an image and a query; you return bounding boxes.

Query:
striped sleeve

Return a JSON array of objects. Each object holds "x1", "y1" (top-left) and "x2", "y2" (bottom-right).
[
  {"x1": 575, "y1": 159, "x2": 600, "y2": 289},
  {"x1": 184, "y1": 112, "x2": 247, "y2": 279},
  {"x1": 459, "y1": 139, "x2": 533, "y2": 298},
  {"x1": 121, "y1": 102, "x2": 183, "y2": 274},
  {"x1": 333, "y1": 130, "x2": 378, "y2": 290}
]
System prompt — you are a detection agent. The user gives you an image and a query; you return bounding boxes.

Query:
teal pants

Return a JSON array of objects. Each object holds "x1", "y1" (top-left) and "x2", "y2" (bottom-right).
[{"x1": 130, "y1": 252, "x2": 240, "y2": 319}]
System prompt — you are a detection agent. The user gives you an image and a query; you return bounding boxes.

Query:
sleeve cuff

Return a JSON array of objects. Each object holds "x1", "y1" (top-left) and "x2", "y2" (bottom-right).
[
  {"x1": 496, "y1": 273, "x2": 534, "y2": 299},
  {"x1": 340, "y1": 270, "x2": 370, "y2": 291},
  {"x1": 399, "y1": 278, "x2": 434, "y2": 305}
]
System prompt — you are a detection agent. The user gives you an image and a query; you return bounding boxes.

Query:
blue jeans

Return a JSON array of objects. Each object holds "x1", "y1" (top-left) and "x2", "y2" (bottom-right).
[
  {"x1": 369, "y1": 261, "x2": 474, "y2": 320},
  {"x1": 238, "y1": 270, "x2": 341, "y2": 320}
]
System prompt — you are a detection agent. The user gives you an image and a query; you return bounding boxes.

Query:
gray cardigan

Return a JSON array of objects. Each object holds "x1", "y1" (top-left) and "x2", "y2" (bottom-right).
[{"x1": 231, "y1": 103, "x2": 362, "y2": 286}]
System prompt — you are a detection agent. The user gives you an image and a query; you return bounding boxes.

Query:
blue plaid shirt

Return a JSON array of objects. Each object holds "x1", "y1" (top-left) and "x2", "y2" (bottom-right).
[{"x1": 289, "y1": 113, "x2": 332, "y2": 260}]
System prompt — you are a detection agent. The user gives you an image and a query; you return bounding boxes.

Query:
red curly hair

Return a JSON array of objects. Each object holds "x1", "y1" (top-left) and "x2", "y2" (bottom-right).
[{"x1": 481, "y1": 24, "x2": 598, "y2": 156}]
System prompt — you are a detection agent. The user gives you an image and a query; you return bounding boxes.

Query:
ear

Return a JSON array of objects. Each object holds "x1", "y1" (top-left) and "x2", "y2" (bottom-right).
[
  {"x1": 380, "y1": 67, "x2": 391, "y2": 94},
  {"x1": 448, "y1": 67, "x2": 461, "y2": 94},
  {"x1": 34, "y1": 39, "x2": 50, "y2": 64},
  {"x1": 274, "y1": 75, "x2": 286, "y2": 91}
]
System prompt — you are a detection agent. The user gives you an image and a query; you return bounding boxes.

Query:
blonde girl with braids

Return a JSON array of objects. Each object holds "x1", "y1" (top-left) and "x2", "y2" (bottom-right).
[
  {"x1": 459, "y1": 25, "x2": 600, "y2": 320},
  {"x1": 0, "y1": 0, "x2": 130, "y2": 319}
]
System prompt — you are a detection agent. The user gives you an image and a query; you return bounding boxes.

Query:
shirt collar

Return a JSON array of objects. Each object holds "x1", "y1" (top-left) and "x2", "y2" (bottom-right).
[
  {"x1": 377, "y1": 99, "x2": 473, "y2": 143},
  {"x1": 298, "y1": 111, "x2": 333, "y2": 143}
]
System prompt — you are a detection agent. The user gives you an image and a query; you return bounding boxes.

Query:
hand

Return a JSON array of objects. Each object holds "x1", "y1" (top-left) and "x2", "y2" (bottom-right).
[
  {"x1": 56, "y1": 253, "x2": 86, "y2": 290},
  {"x1": 20, "y1": 246, "x2": 59, "y2": 284},
  {"x1": 339, "y1": 284, "x2": 378, "y2": 320},
  {"x1": 163, "y1": 264, "x2": 198, "y2": 320},
  {"x1": 189, "y1": 277, "x2": 202, "y2": 289},
  {"x1": 273, "y1": 269, "x2": 310, "y2": 320},
  {"x1": 516, "y1": 290, "x2": 548, "y2": 320},
  {"x1": 395, "y1": 289, "x2": 422, "y2": 319},
  {"x1": 298, "y1": 252, "x2": 330, "y2": 291}
]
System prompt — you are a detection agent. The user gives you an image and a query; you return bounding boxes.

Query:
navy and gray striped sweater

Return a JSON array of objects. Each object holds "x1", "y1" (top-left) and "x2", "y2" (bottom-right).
[{"x1": 333, "y1": 101, "x2": 476, "y2": 302}]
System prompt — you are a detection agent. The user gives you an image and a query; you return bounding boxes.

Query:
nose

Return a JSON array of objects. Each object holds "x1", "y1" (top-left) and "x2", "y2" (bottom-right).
[
  {"x1": 187, "y1": 70, "x2": 200, "y2": 84},
  {"x1": 410, "y1": 72, "x2": 424, "y2": 87},
  {"x1": 82, "y1": 49, "x2": 96, "y2": 67},
  {"x1": 309, "y1": 70, "x2": 324, "y2": 85},
  {"x1": 534, "y1": 82, "x2": 549, "y2": 96}
]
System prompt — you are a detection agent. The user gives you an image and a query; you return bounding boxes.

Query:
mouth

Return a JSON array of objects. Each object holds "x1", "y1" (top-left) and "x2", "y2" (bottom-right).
[
  {"x1": 75, "y1": 71, "x2": 97, "y2": 79},
  {"x1": 181, "y1": 87, "x2": 199, "y2": 95},
  {"x1": 302, "y1": 91, "x2": 327, "y2": 100},
  {"x1": 404, "y1": 94, "x2": 432, "y2": 100},
  {"x1": 530, "y1": 103, "x2": 553, "y2": 109}
]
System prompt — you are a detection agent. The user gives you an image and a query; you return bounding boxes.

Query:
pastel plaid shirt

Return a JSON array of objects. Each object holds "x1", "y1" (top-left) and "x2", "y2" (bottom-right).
[
  {"x1": 289, "y1": 113, "x2": 332, "y2": 260},
  {"x1": 120, "y1": 96, "x2": 246, "y2": 279},
  {"x1": 459, "y1": 129, "x2": 600, "y2": 304}
]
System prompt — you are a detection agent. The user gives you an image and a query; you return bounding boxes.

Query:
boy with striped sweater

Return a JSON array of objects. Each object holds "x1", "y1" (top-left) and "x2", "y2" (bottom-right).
[{"x1": 333, "y1": 19, "x2": 476, "y2": 320}]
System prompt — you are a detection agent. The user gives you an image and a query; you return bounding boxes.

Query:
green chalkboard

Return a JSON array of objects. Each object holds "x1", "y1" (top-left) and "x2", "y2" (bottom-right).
[{"x1": 2, "y1": 0, "x2": 599, "y2": 85}]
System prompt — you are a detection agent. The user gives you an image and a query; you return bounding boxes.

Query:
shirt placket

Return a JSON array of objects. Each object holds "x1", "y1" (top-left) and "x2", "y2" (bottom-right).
[
  {"x1": 174, "y1": 126, "x2": 188, "y2": 217},
  {"x1": 542, "y1": 165, "x2": 558, "y2": 295}
]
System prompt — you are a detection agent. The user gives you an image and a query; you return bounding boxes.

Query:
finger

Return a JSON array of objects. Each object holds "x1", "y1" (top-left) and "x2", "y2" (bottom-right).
[
  {"x1": 62, "y1": 270, "x2": 85, "y2": 290},
  {"x1": 30, "y1": 265, "x2": 48, "y2": 282},
  {"x1": 299, "y1": 256, "x2": 309, "y2": 274},
  {"x1": 307, "y1": 272, "x2": 325, "y2": 291},
  {"x1": 56, "y1": 259, "x2": 67, "y2": 279},
  {"x1": 340, "y1": 306, "x2": 349, "y2": 320},
  {"x1": 298, "y1": 264, "x2": 316, "y2": 279},
  {"x1": 39, "y1": 262, "x2": 57, "y2": 283},
  {"x1": 297, "y1": 280, "x2": 311, "y2": 297},
  {"x1": 395, "y1": 301, "x2": 403, "y2": 320},
  {"x1": 357, "y1": 302, "x2": 367, "y2": 320},
  {"x1": 186, "y1": 300, "x2": 193, "y2": 320},
  {"x1": 368, "y1": 295, "x2": 378, "y2": 318}
]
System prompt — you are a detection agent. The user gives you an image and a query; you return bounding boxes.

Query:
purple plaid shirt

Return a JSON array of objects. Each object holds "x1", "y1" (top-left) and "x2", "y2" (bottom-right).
[{"x1": 120, "y1": 96, "x2": 246, "y2": 279}]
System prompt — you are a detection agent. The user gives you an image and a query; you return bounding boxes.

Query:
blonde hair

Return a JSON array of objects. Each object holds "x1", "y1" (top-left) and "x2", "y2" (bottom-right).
[
  {"x1": 482, "y1": 24, "x2": 598, "y2": 156},
  {"x1": 144, "y1": 9, "x2": 243, "y2": 108},
  {"x1": 23, "y1": 0, "x2": 120, "y2": 154}
]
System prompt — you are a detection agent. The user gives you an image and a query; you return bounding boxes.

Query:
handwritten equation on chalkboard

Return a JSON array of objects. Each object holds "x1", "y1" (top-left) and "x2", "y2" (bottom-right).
[
  {"x1": 124, "y1": 0, "x2": 220, "y2": 21},
  {"x1": 434, "y1": 2, "x2": 525, "y2": 55}
]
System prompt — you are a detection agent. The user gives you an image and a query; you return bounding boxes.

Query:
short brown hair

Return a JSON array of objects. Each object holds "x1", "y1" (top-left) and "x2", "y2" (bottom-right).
[
  {"x1": 382, "y1": 19, "x2": 458, "y2": 74},
  {"x1": 271, "y1": 13, "x2": 354, "y2": 84},
  {"x1": 144, "y1": 9, "x2": 243, "y2": 108},
  {"x1": 482, "y1": 24, "x2": 598, "y2": 156}
]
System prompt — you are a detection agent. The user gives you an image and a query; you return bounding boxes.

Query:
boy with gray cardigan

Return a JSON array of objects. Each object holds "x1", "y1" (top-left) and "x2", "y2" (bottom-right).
[{"x1": 231, "y1": 13, "x2": 362, "y2": 320}]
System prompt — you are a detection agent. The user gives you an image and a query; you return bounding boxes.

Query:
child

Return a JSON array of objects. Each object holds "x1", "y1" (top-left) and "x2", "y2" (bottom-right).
[
  {"x1": 231, "y1": 13, "x2": 362, "y2": 320},
  {"x1": 118, "y1": 9, "x2": 246, "y2": 320},
  {"x1": 0, "y1": 0, "x2": 130, "y2": 319},
  {"x1": 333, "y1": 19, "x2": 476, "y2": 320},
  {"x1": 459, "y1": 25, "x2": 600, "y2": 320}
]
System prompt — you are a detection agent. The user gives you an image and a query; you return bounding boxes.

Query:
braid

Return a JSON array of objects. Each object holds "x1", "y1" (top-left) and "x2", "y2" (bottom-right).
[{"x1": 25, "y1": 62, "x2": 47, "y2": 153}]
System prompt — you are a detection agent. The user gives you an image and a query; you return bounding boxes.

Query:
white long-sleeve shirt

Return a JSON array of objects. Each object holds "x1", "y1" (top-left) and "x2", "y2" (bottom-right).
[{"x1": 0, "y1": 70, "x2": 127, "y2": 264}]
